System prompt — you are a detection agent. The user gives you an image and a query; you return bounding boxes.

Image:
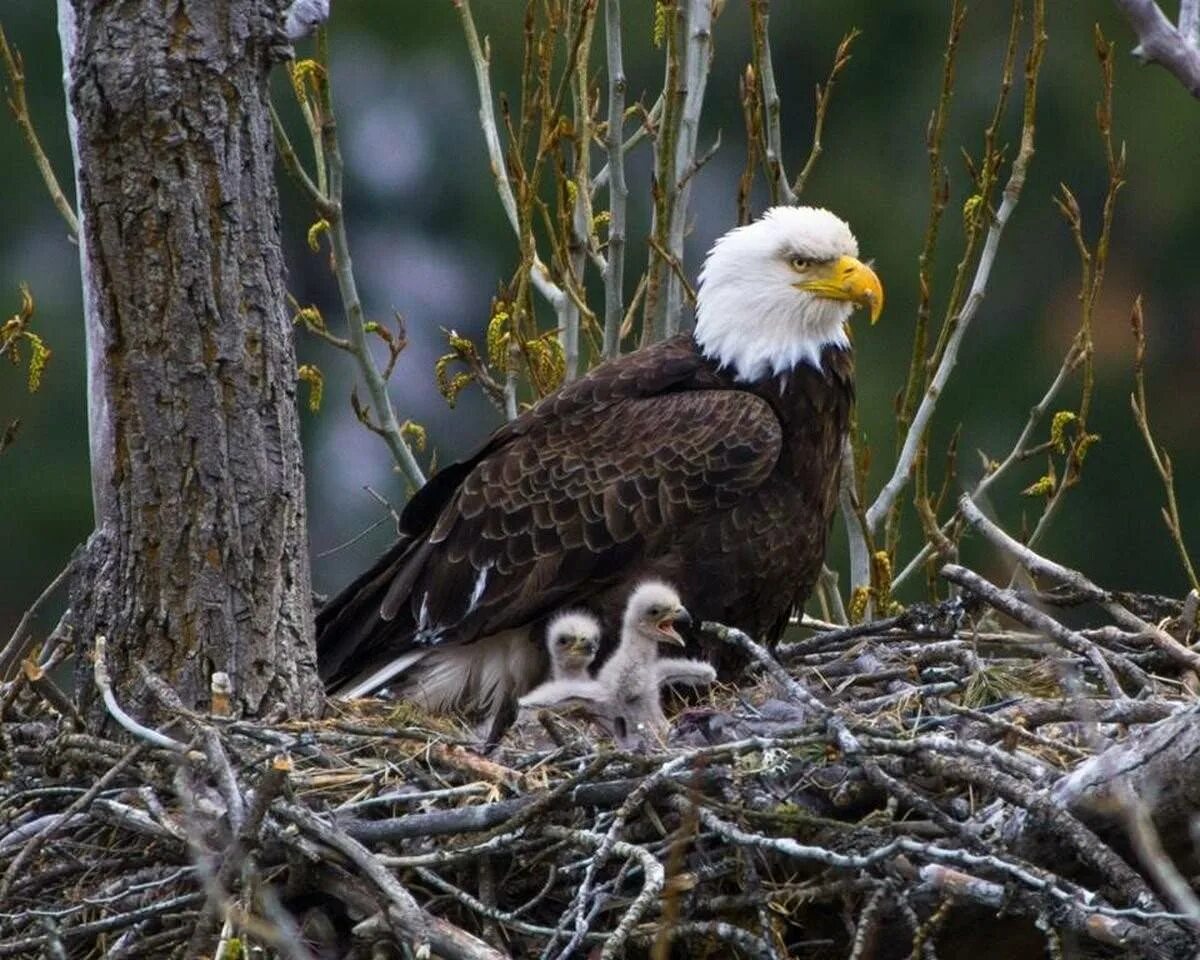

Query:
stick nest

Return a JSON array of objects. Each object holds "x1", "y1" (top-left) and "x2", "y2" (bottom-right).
[{"x1": 2, "y1": 588, "x2": 1199, "y2": 960}]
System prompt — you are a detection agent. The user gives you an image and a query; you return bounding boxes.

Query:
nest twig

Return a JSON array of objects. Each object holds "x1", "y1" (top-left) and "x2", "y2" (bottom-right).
[{"x1": 2, "y1": 552, "x2": 1200, "y2": 958}]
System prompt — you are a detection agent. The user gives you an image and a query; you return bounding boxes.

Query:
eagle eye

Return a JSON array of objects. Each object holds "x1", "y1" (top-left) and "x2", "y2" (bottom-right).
[{"x1": 789, "y1": 255, "x2": 811, "y2": 271}]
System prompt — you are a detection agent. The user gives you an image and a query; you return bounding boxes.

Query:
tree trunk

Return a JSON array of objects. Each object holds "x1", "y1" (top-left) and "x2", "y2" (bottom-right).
[{"x1": 61, "y1": 0, "x2": 322, "y2": 721}]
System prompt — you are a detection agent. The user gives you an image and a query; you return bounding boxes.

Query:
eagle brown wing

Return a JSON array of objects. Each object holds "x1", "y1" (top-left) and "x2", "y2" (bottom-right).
[
  {"x1": 399, "y1": 387, "x2": 782, "y2": 638},
  {"x1": 317, "y1": 339, "x2": 783, "y2": 690}
]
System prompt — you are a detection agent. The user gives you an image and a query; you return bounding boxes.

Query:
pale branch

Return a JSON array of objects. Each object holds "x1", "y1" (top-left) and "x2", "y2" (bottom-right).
[
  {"x1": 562, "y1": 1, "x2": 597, "y2": 381},
  {"x1": 643, "y1": 0, "x2": 684, "y2": 342},
  {"x1": 957, "y1": 492, "x2": 1200, "y2": 674},
  {"x1": 454, "y1": 0, "x2": 568, "y2": 317},
  {"x1": 591, "y1": 96, "x2": 661, "y2": 193},
  {"x1": 602, "y1": 0, "x2": 628, "y2": 360},
  {"x1": 862, "y1": 0, "x2": 1046, "y2": 567},
  {"x1": 818, "y1": 564, "x2": 849, "y2": 625},
  {"x1": 311, "y1": 36, "x2": 426, "y2": 490},
  {"x1": 663, "y1": 0, "x2": 713, "y2": 337},
  {"x1": 504, "y1": 339, "x2": 519, "y2": 421},
  {"x1": 0, "y1": 25, "x2": 79, "y2": 238},
  {"x1": 57, "y1": 0, "x2": 113, "y2": 523},
  {"x1": 276, "y1": 803, "x2": 432, "y2": 950},
  {"x1": 939, "y1": 564, "x2": 1137, "y2": 699},
  {"x1": 1184, "y1": 0, "x2": 1200, "y2": 46},
  {"x1": 541, "y1": 825, "x2": 665, "y2": 960},
  {"x1": 891, "y1": 338, "x2": 1080, "y2": 592},
  {"x1": 749, "y1": 0, "x2": 794, "y2": 205},
  {"x1": 1114, "y1": 0, "x2": 1200, "y2": 96},
  {"x1": 270, "y1": 104, "x2": 334, "y2": 218},
  {"x1": 93, "y1": 637, "x2": 191, "y2": 753},
  {"x1": 839, "y1": 440, "x2": 873, "y2": 610}
]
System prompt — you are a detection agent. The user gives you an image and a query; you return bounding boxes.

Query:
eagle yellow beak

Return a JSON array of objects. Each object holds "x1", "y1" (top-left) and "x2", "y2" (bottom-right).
[{"x1": 795, "y1": 255, "x2": 884, "y2": 324}]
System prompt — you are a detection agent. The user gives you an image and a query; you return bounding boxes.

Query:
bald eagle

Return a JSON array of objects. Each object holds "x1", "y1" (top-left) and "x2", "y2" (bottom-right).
[{"x1": 317, "y1": 206, "x2": 882, "y2": 735}]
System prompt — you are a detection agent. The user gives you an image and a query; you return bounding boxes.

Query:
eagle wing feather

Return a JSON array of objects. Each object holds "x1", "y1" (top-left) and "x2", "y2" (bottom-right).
[{"x1": 317, "y1": 337, "x2": 785, "y2": 691}]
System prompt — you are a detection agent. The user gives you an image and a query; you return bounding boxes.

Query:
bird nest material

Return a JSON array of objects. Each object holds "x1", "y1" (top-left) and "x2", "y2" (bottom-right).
[{"x1": 2, "y1": 557, "x2": 1200, "y2": 959}]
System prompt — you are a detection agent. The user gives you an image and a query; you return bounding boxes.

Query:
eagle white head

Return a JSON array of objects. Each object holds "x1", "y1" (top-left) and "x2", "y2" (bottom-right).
[
  {"x1": 623, "y1": 581, "x2": 690, "y2": 648},
  {"x1": 694, "y1": 206, "x2": 883, "y2": 382}
]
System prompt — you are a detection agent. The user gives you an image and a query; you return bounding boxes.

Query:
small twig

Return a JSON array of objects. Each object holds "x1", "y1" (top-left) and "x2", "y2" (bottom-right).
[
  {"x1": 591, "y1": 95, "x2": 662, "y2": 191},
  {"x1": 861, "y1": 0, "x2": 1046, "y2": 587},
  {"x1": 703, "y1": 621, "x2": 829, "y2": 716},
  {"x1": 311, "y1": 32, "x2": 426, "y2": 489},
  {"x1": 454, "y1": 0, "x2": 567, "y2": 316},
  {"x1": 1128, "y1": 296, "x2": 1198, "y2": 592},
  {"x1": 646, "y1": 235, "x2": 697, "y2": 305},
  {"x1": 0, "y1": 741, "x2": 145, "y2": 901},
  {"x1": 276, "y1": 803, "x2": 431, "y2": 949},
  {"x1": 792, "y1": 29, "x2": 859, "y2": 197},
  {"x1": 0, "y1": 549, "x2": 77, "y2": 680},
  {"x1": 270, "y1": 103, "x2": 334, "y2": 217},
  {"x1": 892, "y1": 339, "x2": 1081, "y2": 592},
  {"x1": 939, "y1": 565, "x2": 1133, "y2": 699},
  {"x1": 0, "y1": 26, "x2": 79, "y2": 237},
  {"x1": 542, "y1": 824, "x2": 666, "y2": 960},
  {"x1": 0, "y1": 893, "x2": 205, "y2": 957},
  {"x1": 958, "y1": 492, "x2": 1200, "y2": 673},
  {"x1": 749, "y1": 0, "x2": 793, "y2": 205},
  {"x1": 19, "y1": 659, "x2": 81, "y2": 728},
  {"x1": 93, "y1": 636, "x2": 190, "y2": 752}
]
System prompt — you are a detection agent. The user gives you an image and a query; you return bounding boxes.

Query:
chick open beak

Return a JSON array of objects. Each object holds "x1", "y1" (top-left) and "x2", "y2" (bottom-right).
[
  {"x1": 795, "y1": 255, "x2": 884, "y2": 324},
  {"x1": 656, "y1": 606, "x2": 691, "y2": 647}
]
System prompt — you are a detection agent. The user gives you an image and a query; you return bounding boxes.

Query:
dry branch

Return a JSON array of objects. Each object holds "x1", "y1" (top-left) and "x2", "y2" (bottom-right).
[
  {"x1": 1114, "y1": 0, "x2": 1200, "y2": 96},
  {"x1": 3, "y1": 570, "x2": 1199, "y2": 959}
]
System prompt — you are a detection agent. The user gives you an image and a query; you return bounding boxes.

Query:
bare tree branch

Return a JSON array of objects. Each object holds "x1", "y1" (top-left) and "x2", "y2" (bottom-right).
[
  {"x1": 748, "y1": 0, "x2": 793, "y2": 205},
  {"x1": 312, "y1": 35, "x2": 427, "y2": 490},
  {"x1": 1114, "y1": 0, "x2": 1200, "y2": 96},
  {"x1": 860, "y1": 1, "x2": 1047, "y2": 588},
  {"x1": 0, "y1": 25, "x2": 79, "y2": 237},
  {"x1": 602, "y1": 0, "x2": 628, "y2": 360},
  {"x1": 454, "y1": 0, "x2": 569, "y2": 317},
  {"x1": 1182, "y1": 0, "x2": 1200, "y2": 46},
  {"x1": 663, "y1": 0, "x2": 713, "y2": 337}
]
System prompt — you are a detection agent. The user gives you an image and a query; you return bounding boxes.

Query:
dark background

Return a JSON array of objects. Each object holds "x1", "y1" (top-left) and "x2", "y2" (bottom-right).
[{"x1": 2, "y1": 1, "x2": 1197, "y2": 643}]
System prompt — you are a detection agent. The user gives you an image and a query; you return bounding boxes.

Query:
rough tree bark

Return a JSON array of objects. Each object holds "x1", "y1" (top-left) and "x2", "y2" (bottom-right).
[{"x1": 59, "y1": 0, "x2": 322, "y2": 721}]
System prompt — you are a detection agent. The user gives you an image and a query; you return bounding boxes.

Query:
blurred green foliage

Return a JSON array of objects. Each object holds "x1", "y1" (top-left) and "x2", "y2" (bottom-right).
[{"x1": 2, "y1": 1, "x2": 1198, "y2": 644}]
